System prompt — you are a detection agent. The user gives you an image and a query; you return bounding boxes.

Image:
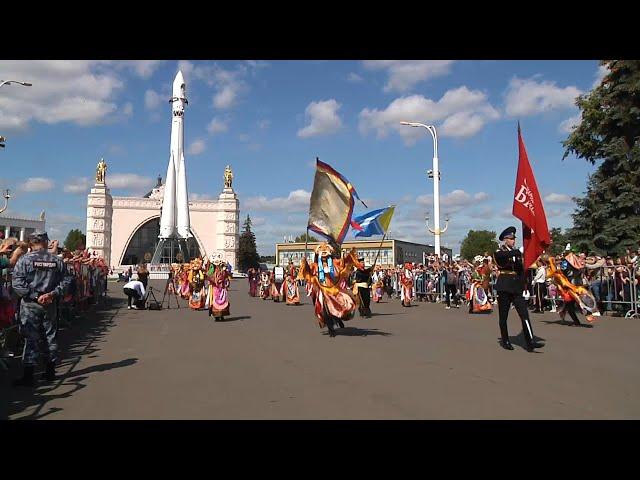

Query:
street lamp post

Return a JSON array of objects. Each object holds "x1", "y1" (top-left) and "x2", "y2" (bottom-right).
[
  {"x1": 0, "y1": 80, "x2": 32, "y2": 150},
  {"x1": 401, "y1": 121, "x2": 446, "y2": 255}
]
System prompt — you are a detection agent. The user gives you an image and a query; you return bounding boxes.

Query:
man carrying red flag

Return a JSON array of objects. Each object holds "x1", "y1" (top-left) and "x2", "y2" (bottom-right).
[{"x1": 492, "y1": 124, "x2": 549, "y2": 352}]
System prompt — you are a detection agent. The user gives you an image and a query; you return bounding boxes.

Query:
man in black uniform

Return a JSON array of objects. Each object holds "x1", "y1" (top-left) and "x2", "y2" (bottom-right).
[
  {"x1": 353, "y1": 257, "x2": 372, "y2": 318},
  {"x1": 494, "y1": 226, "x2": 545, "y2": 352}
]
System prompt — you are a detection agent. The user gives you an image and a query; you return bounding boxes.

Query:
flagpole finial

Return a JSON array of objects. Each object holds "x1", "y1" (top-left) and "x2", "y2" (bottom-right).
[{"x1": 517, "y1": 120, "x2": 521, "y2": 134}]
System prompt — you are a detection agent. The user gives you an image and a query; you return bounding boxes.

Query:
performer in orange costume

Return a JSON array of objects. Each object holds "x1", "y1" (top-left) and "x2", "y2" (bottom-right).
[
  {"x1": 283, "y1": 262, "x2": 300, "y2": 305},
  {"x1": 297, "y1": 243, "x2": 361, "y2": 337},
  {"x1": 207, "y1": 253, "x2": 231, "y2": 321},
  {"x1": 400, "y1": 263, "x2": 414, "y2": 307},
  {"x1": 546, "y1": 253, "x2": 599, "y2": 324}
]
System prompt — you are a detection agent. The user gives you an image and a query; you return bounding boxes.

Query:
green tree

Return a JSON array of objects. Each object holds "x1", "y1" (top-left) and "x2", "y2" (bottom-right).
[
  {"x1": 63, "y1": 229, "x2": 86, "y2": 251},
  {"x1": 238, "y1": 215, "x2": 260, "y2": 272},
  {"x1": 563, "y1": 60, "x2": 640, "y2": 256},
  {"x1": 460, "y1": 230, "x2": 498, "y2": 261},
  {"x1": 548, "y1": 227, "x2": 572, "y2": 256},
  {"x1": 294, "y1": 232, "x2": 319, "y2": 243}
]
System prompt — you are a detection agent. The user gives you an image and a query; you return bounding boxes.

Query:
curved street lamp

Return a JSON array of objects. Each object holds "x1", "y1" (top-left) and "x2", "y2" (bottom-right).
[
  {"x1": 0, "y1": 80, "x2": 33, "y2": 89},
  {"x1": 401, "y1": 121, "x2": 444, "y2": 255}
]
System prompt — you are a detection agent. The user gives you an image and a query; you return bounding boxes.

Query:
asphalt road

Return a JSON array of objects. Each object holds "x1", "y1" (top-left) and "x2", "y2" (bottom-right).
[{"x1": 3, "y1": 279, "x2": 639, "y2": 419}]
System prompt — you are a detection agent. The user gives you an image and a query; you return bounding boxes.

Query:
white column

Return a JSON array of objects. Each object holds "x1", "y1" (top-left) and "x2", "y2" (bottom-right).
[
  {"x1": 4, "y1": 226, "x2": 9, "y2": 239},
  {"x1": 19, "y1": 227, "x2": 25, "y2": 241}
]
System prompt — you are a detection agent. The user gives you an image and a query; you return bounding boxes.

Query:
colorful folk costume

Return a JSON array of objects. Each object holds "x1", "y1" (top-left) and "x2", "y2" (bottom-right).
[
  {"x1": 353, "y1": 257, "x2": 372, "y2": 317},
  {"x1": 468, "y1": 256, "x2": 492, "y2": 314},
  {"x1": 188, "y1": 258, "x2": 206, "y2": 310},
  {"x1": 248, "y1": 268, "x2": 259, "y2": 297},
  {"x1": 371, "y1": 266, "x2": 385, "y2": 303},
  {"x1": 547, "y1": 252, "x2": 599, "y2": 325},
  {"x1": 283, "y1": 264, "x2": 300, "y2": 305},
  {"x1": 207, "y1": 254, "x2": 230, "y2": 321},
  {"x1": 271, "y1": 266, "x2": 285, "y2": 302},
  {"x1": 400, "y1": 263, "x2": 414, "y2": 307},
  {"x1": 259, "y1": 271, "x2": 271, "y2": 300},
  {"x1": 178, "y1": 265, "x2": 191, "y2": 300},
  {"x1": 298, "y1": 243, "x2": 360, "y2": 337}
]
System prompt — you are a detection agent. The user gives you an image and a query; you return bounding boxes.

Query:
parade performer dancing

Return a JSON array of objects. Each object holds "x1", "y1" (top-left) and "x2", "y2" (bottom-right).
[
  {"x1": 283, "y1": 262, "x2": 300, "y2": 305},
  {"x1": 301, "y1": 158, "x2": 369, "y2": 338},
  {"x1": 468, "y1": 255, "x2": 492, "y2": 314},
  {"x1": 353, "y1": 256, "x2": 372, "y2": 317},
  {"x1": 207, "y1": 253, "x2": 230, "y2": 321},
  {"x1": 298, "y1": 243, "x2": 361, "y2": 337},
  {"x1": 400, "y1": 263, "x2": 414, "y2": 307},
  {"x1": 188, "y1": 257, "x2": 206, "y2": 310},
  {"x1": 494, "y1": 227, "x2": 545, "y2": 352},
  {"x1": 371, "y1": 265, "x2": 385, "y2": 303},
  {"x1": 259, "y1": 270, "x2": 271, "y2": 300},
  {"x1": 271, "y1": 265, "x2": 285, "y2": 302},
  {"x1": 546, "y1": 248, "x2": 599, "y2": 326}
]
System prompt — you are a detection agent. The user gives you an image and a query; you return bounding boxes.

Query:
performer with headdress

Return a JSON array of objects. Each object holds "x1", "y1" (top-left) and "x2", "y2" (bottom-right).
[
  {"x1": 400, "y1": 263, "x2": 414, "y2": 307},
  {"x1": 493, "y1": 226, "x2": 545, "y2": 351},
  {"x1": 271, "y1": 264, "x2": 285, "y2": 302},
  {"x1": 188, "y1": 257, "x2": 206, "y2": 310},
  {"x1": 298, "y1": 243, "x2": 361, "y2": 337},
  {"x1": 283, "y1": 261, "x2": 301, "y2": 305},
  {"x1": 467, "y1": 255, "x2": 493, "y2": 314},
  {"x1": 371, "y1": 264, "x2": 385, "y2": 303},
  {"x1": 207, "y1": 253, "x2": 230, "y2": 321},
  {"x1": 248, "y1": 267, "x2": 259, "y2": 297},
  {"x1": 353, "y1": 256, "x2": 373, "y2": 317}
]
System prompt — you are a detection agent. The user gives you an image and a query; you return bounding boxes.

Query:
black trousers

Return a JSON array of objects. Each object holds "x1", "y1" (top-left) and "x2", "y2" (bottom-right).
[
  {"x1": 564, "y1": 300, "x2": 581, "y2": 325},
  {"x1": 497, "y1": 291, "x2": 535, "y2": 345},
  {"x1": 358, "y1": 287, "x2": 371, "y2": 316},
  {"x1": 445, "y1": 284, "x2": 458, "y2": 307},
  {"x1": 534, "y1": 283, "x2": 547, "y2": 311},
  {"x1": 124, "y1": 288, "x2": 140, "y2": 307}
]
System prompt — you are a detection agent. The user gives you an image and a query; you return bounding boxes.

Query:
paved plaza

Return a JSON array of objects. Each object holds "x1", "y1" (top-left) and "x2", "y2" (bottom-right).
[{"x1": 3, "y1": 279, "x2": 640, "y2": 420}]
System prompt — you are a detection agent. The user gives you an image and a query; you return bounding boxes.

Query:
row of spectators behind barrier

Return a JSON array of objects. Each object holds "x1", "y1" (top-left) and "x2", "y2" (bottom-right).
[{"x1": 0, "y1": 237, "x2": 108, "y2": 366}]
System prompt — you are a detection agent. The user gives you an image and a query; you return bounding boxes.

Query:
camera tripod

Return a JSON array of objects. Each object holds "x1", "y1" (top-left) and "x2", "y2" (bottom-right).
[{"x1": 160, "y1": 273, "x2": 181, "y2": 309}]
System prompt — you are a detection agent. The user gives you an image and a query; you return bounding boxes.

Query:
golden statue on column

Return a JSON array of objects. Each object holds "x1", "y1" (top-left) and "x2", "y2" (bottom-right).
[
  {"x1": 96, "y1": 158, "x2": 107, "y2": 184},
  {"x1": 224, "y1": 165, "x2": 233, "y2": 189}
]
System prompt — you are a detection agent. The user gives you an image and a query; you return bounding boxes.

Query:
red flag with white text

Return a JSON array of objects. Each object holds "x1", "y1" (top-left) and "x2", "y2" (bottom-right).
[{"x1": 512, "y1": 123, "x2": 551, "y2": 271}]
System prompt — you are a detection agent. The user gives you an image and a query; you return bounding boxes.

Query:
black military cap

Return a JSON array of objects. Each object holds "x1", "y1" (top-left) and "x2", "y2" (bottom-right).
[
  {"x1": 498, "y1": 226, "x2": 517, "y2": 241},
  {"x1": 28, "y1": 230, "x2": 49, "y2": 243}
]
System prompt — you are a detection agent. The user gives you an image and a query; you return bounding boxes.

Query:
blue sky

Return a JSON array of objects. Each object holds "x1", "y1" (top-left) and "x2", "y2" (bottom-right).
[{"x1": 0, "y1": 60, "x2": 605, "y2": 254}]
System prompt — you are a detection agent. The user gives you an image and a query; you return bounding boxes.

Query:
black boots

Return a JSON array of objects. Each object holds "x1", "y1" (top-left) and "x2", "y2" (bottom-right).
[
  {"x1": 500, "y1": 339, "x2": 514, "y2": 350},
  {"x1": 526, "y1": 341, "x2": 545, "y2": 352},
  {"x1": 13, "y1": 366, "x2": 35, "y2": 387}
]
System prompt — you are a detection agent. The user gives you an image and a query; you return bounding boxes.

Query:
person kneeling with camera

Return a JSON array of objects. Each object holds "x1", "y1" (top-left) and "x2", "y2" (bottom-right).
[{"x1": 123, "y1": 278, "x2": 146, "y2": 310}]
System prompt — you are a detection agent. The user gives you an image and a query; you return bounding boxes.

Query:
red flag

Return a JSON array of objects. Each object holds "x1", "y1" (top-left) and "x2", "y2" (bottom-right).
[{"x1": 512, "y1": 123, "x2": 551, "y2": 271}]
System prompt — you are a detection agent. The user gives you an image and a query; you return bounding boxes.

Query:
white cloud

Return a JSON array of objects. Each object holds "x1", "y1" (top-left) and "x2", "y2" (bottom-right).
[
  {"x1": 359, "y1": 87, "x2": 499, "y2": 143},
  {"x1": 258, "y1": 119, "x2": 271, "y2": 130},
  {"x1": 19, "y1": 177, "x2": 55, "y2": 192},
  {"x1": 214, "y1": 85, "x2": 237, "y2": 109},
  {"x1": 64, "y1": 177, "x2": 92, "y2": 194},
  {"x1": 559, "y1": 114, "x2": 581, "y2": 133},
  {"x1": 504, "y1": 77, "x2": 581, "y2": 117},
  {"x1": 245, "y1": 189, "x2": 311, "y2": 212},
  {"x1": 362, "y1": 60, "x2": 455, "y2": 93},
  {"x1": 187, "y1": 139, "x2": 206, "y2": 155},
  {"x1": 207, "y1": 117, "x2": 228, "y2": 134},
  {"x1": 108, "y1": 173, "x2": 154, "y2": 192},
  {"x1": 544, "y1": 193, "x2": 573, "y2": 204},
  {"x1": 593, "y1": 64, "x2": 609, "y2": 89},
  {"x1": 145, "y1": 89, "x2": 162, "y2": 110},
  {"x1": 190, "y1": 193, "x2": 214, "y2": 200},
  {"x1": 297, "y1": 99, "x2": 343, "y2": 138},
  {"x1": 123, "y1": 102, "x2": 133, "y2": 116},
  {"x1": 121, "y1": 60, "x2": 163, "y2": 79},
  {"x1": 0, "y1": 60, "x2": 124, "y2": 130},
  {"x1": 347, "y1": 72, "x2": 363, "y2": 83}
]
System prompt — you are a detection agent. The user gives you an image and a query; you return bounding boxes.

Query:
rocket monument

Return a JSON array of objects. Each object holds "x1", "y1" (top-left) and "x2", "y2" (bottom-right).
[{"x1": 152, "y1": 70, "x2": 193, "y2": 264}]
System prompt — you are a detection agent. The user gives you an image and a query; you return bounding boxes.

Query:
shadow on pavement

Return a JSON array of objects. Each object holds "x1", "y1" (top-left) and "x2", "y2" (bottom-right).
[
  {"x1": 497, "y1": 331, "x2": 546, "y2": 352},
  {"x1": 2, "y1": 295, "x2": 134, "y2": 420},
  {"x1": 325, "y1": 326, "x2": 392, "y2": 337},
  {"x1": 216, "y1": 316, "x2": 251, "y2": 322},
  {"x1": 541, "y1": 319, "x2": 594, "y2": 328}
]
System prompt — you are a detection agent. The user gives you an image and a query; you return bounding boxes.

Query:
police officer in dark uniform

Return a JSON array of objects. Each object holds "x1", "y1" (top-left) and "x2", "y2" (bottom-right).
[
  {"x1": 11, "y1": 231, "x2": 73, "y2": 387},
  {"x1": 353, "y1": 257, "x2": 372, "y2": 318},
  {"x1": 494, "y1": 226, "x2": 545, "y2": 352}
]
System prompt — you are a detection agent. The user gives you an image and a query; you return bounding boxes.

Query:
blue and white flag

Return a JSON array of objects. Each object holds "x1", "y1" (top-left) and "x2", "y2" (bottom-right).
[{"x1": 352, "y1": 206, "x2": 395, "y2": 238}]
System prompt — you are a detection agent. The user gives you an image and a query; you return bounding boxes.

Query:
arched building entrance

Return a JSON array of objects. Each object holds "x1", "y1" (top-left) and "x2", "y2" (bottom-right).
[{"x1": 120, "y1": 217, "x2": 202, "y2": 265}]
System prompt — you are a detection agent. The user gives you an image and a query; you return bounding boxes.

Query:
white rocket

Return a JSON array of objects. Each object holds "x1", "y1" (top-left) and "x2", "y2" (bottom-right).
[{"x1": 159, "y1": 70, "x2": 192, "y2": 240}]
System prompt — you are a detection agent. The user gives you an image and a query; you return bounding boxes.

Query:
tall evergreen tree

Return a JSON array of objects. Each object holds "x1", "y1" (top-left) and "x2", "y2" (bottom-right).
[
  {"x1": 238, "y1": 215, "x2": 260, "y2": 272},
  {"x1": 64, "y1": 229, "x2": 86, "y2": 251},
  {"x1": 563, "y1": 60, "x2": 640, "y2": 255}
]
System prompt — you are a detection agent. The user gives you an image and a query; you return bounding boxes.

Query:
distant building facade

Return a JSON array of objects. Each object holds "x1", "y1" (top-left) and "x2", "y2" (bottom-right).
[
  {"x1": 275, "y1": 239, "x2": 453, "y2": 267},
  {"x1": 0, "y1": 214, "x2": 46, "y2": 241}
]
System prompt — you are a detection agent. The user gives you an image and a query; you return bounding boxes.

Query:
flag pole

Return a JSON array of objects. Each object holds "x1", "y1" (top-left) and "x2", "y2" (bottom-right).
[{"x1": 371, "y1": 233, "x2": 387, "y2": 270}]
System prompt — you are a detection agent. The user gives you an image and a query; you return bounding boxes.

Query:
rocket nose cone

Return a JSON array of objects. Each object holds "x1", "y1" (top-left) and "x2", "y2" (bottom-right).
[{"x1": 173, "y1": 70, "x2": 185, "y2": 93}]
